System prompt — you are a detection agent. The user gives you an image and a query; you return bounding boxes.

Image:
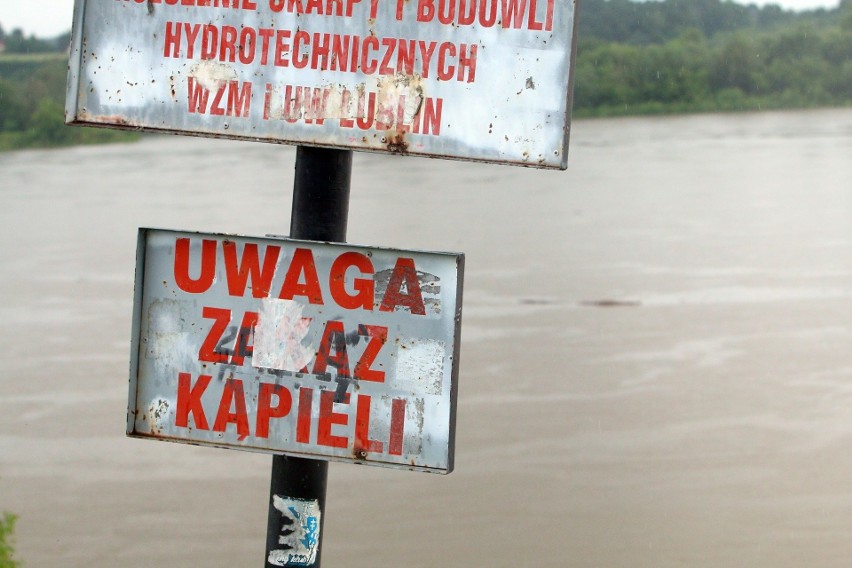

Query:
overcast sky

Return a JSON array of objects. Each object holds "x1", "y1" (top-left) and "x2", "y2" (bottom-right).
[{"x1": 0, "y1": 0, "x2": 842, "y2": 38}]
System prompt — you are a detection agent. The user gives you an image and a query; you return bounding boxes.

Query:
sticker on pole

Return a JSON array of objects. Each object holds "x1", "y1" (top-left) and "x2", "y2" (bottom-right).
[
  {"x1": 128, "y1": 228, "x2": 464, "y2": 474},
  {"x1": 268, "y1": 496, "x2": 321, "y2": 566},
  {"x1": 65, "y1": 0, "x2": 579, "y2": 168}
]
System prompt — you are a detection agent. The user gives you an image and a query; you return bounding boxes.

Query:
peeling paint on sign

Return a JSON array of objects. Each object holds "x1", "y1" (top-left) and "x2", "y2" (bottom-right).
[
  {"x1": 394, "y1": 338, "x2": 445, "y2": 396},
  {"x1": 189, "y1": 60, "x2": 239, "y2": 93},
  {"x1": 253, "y1": 299, "x2": 315, "y2": 373},
  {"x1": 65, "y1": 0, "x2": 579, "y2": 168},
  {"x1": 268, "y1": 496, "x2": 321, "y2": 567},
  {"x1": 128, "y1": 229, "x2": 464, "y2": 473}
]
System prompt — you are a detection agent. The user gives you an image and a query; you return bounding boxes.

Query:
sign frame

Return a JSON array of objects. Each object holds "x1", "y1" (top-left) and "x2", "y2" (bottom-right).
[
  {"x1": 128, "y1": 228, "x2": 464, "y2": 474},
  {"x1": 65, "y1": 0, "x2": 579, "y2": 169}
]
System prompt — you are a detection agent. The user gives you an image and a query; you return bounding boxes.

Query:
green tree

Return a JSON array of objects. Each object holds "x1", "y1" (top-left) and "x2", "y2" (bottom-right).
[
  {"x1": 0, "y1": 78, "x2": 29, "y2": 131},
  {"x1": 574, "y1": 41, "x2": 642, "y2": 110},
  {"x1": 24, "y1": 99, "x2": 74, "y2": 146},
  {"x1": 634, "y1": 32, "x2": 711, "y2": 105},
  {"x1": 3, "y1": 27, "x2": 55, "y2": 54},
  {"x1": 0, "y1": 512, "x2": 20, "y2": 568},
  {"x1": 710, "y1": 33, "x2": 766, "y2": 95}
]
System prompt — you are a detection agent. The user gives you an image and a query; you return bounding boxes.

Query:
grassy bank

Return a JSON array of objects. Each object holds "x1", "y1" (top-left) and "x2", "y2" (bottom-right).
[
  {"x1": 0, "y1": 512, "x2": 19, "y2": 568},
  {"x1": 0, "y1": 53, "x2": 139, "y2": 151}
]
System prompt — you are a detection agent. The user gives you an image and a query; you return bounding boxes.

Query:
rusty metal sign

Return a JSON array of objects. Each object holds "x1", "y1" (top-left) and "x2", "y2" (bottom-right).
[
  {"x1": 128, "y1": 228, "x2": 464, "y2": 473},
  {"x1": 65, "y1": 0, "x2": 578, "y2": 168}
]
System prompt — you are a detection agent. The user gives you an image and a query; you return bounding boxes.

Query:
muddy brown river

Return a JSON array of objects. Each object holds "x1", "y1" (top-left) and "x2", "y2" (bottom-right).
[{"x1": 1, "y1": 108, "x2": 851, "y2": 567}]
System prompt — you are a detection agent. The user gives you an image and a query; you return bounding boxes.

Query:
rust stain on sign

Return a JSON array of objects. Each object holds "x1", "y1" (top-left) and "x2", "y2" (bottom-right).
[
  {"x1": 386, "y1": 132, "x2": 409, "y2": 153},
  {"x1": 128, "y1": 229, "x2": 464, "y2": 474},
  {"x1": 66, "y1": 0, "x2": 579, "y2": 168}
]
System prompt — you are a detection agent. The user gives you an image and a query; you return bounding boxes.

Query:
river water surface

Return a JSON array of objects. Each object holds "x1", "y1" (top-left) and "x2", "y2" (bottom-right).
[{"x1": 1, "y1": 109, "x2": 851, "y2": 567}]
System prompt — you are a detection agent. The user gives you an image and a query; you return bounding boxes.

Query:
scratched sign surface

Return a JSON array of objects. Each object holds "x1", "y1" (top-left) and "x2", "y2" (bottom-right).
[
  {"x1": 65, "y1": 0, "x2": 578, "y2": 168},
  {"x1": 128, "y1": 229, "x2": 464, "y2": 473}
]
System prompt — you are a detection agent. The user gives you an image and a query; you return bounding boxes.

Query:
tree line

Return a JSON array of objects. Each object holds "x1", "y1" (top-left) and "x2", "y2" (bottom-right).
[
  {"x1": 0, "y1": 54, "x2": 138, "y2": 150},
  {"x1": 0, "y1": 0, "x2": 850, "y2": 149},
  {"x1": 572, "y1": 0, "x2": 852, "y2": 116}
]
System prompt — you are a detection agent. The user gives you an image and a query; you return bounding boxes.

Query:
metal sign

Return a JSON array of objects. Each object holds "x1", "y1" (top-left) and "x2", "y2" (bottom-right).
[
  {"x1": 128, "y1": 228, "x2": 464, "y2": 473},
  {"x1": 65, "y1": 0, "x2": 578, "y2": 168}
]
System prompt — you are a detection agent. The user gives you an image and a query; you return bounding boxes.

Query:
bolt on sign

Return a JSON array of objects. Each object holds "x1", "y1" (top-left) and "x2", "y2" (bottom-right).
[
  {"x1": 65, "y1": 0, "x2": 579, "y2": 168},
  {"x1": 128, "y1": 229, "x2": 464, "y2": 473}
]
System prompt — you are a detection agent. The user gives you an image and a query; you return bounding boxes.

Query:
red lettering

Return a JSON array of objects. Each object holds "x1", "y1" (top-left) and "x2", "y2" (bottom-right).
[
  {"x1": 198, "y1": 306, "x2": 232, "y2": 364},
  {"x1": 296, "y1": 387, "x2": 313, "y2": 443},
  {"x1": 223, "y1": 241, "x2": 280, "y2": 298},
  {"x1": 361, "y1": 36, "x2": 380, "y2": 75},
  {"x1": 380, "y1": 38, "x2": 396, "y2": 75},
  {"x1": 311, "y1": 32, "x2": 330, "y2": 70},
  {"x1": 312, "y1": 320, "x2": 350, "y2": 377},
  {"x1": 213, "y1": 378, "x2": 250, "y2": 440},
  {"x1": 416, "y1": 0, "x2": 434, "y2": 21},
  {"x1": 545, "y1": 0, "x2": 554, "y2": 30},
  {"x1": 317, "y1": 390, "x2": 349, "y2": 448},
  {"x1": 417, "y1": 41, "x2": 437, "y2": 78},
  {"x1": 457, "y1": 44, "x2": 477, "y2": 83},
  {"x1": 275, "y1": 30, "x2": 291, "y2": 67},
  {"x1": 502, "y1": 0, "x2": 527, "y2": 28},
  {"x1": 437, "y1": 42, "x2": 456, "y2": 81},
  {"x1": 175, "y1": 372, "x2": 212, "y2": 430},
  {"x1": 174, "y1": 238, "x2": 216, "y2": 293},
  {"x1": 354, "y1": 394, "x2": 384, "y2": 454},
  {"x1": 278, "y1": 248, "x2": 324, "y2": 304},
  {"x1": 210, "y1": 83, "x2": 227, "y2": 116},
  {"x1": 346, "y1": 0, "x2": 362, "y2": 17},
  {"x1": 388, "y1": 397, "x2": 406, "y2": 455},
  {"x1": 526, "y1": 0, "x2": 543, "y2": 30},
  {"x1": 304, "y1": 87, "x2": 329, "y2": 124},
  {"x1": 219, "y1": 25, "x2": 238, "y2": 62},
  {"x1": 282, "y1": 85, "x2": 300, "y2": 122},
  {"x1": 339, "y1": 89, "x2": 354, "y2": 127},
  {"x1": 438, "y1": 0, "x2": 455, "y2": 24},
  {"x1": 397, "y1": 39, "x2": 416, "y2": 75},
  {"x1": 163, "y1": 20, "x2": 182, "y2": 58},
  {"x1": 479, "y1": 0, "x2": 497, "y2": 27},
  {"x1": 256, "y1": 383, "x2": 293, "y2": 438},
  {"x1": 201, "y1": 24, "x2": 218, "y2": 60},
  {"x1": 330, "y1": 34, "x2": 353, "y2": 72},
  {"x1": 354, "y1": 325, "x2": 387, "y2": 383},
  {"x1": 458, "y1": 0, "x2": 476, "y2": 24},
  {"x1": 293, "y1": 30, "x2": 310, "y2": 69},
  {"x1": 238, "y1": 27, "x2": 256, "y2": 64},
  {"x1": 184, "y1": 23, "x2": 200, "y2": 59},
  {"x1": 329, "y1": 252, "x2": 374, "y2": 310},
  {"x1": 356, "y1": 91, "x2": 376, "y2": 129},
  {"x1": 229, "y1": 311, "x2": 258, "y2": 366},
  {"x1": 264, "y1": 83, "x2": 274, "y2": 119},
  {"x1": 379, "y1": 257, "x2": 426, "y2": 315},
  {"x1": 259, "y1": 28, "x2": 275, "y2": 65},
  {"x1": 227, "y1": 81, "x2": 252, "y2": 117},
  {"x1": 423, "y1": 97, "x2": 442, "y2": 135}
]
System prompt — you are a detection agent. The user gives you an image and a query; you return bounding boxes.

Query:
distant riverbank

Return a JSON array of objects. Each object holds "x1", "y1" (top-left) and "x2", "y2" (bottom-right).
[
  {"x1": 0, "y1": 53, "x2": 139, "y2": 151},
  {"x1": 1, "y1": 0, "x2": 850, "y2": 152}
]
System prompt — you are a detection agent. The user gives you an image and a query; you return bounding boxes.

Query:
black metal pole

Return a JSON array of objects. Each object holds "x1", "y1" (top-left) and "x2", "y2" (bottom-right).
[{"x1": 264, "y1": 146, "x2": 352, "y2": 567}]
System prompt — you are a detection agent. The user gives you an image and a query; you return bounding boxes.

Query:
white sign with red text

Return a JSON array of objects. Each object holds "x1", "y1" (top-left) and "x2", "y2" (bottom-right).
[
  {"x1": 128, "y1": 228, "x2": 463, "y2": 473},
  {"x1": 66, "y1": 0, "x2": 578, "y2": 168}
]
